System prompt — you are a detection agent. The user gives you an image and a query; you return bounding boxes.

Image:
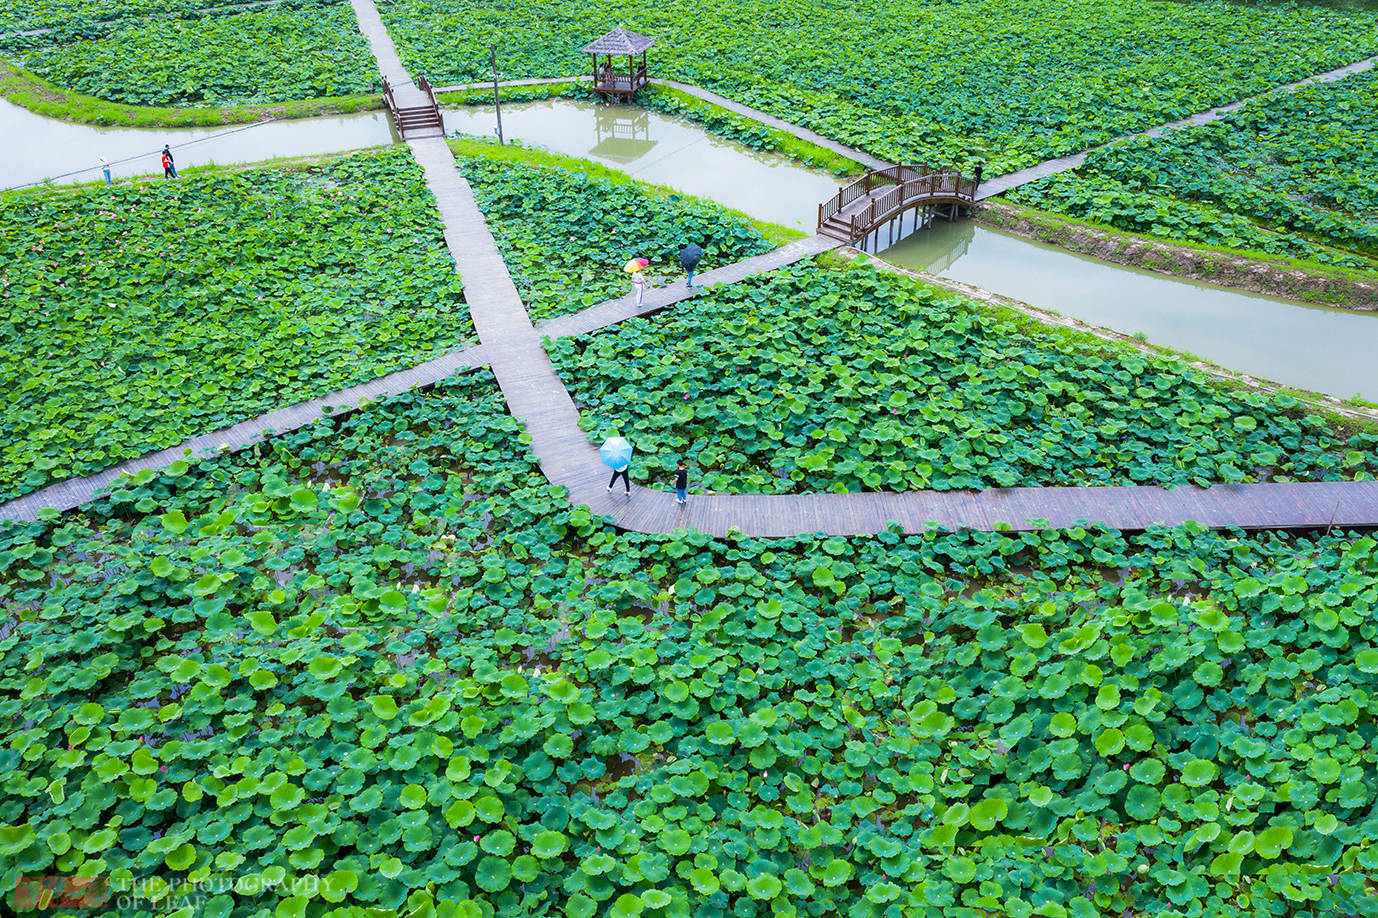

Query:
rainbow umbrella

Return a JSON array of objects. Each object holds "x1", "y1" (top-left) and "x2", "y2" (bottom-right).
[{"x1": 623, "y1": 257, "x2": 650, "y2": 273}]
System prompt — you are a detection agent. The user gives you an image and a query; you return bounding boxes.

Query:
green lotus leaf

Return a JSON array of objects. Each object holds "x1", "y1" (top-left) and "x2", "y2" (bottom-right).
[
  {"x1": 532, "y1": 830, "x2": 568, "y2": 858},
  {"x1": 1181, "y1": 758, "x2": 1218, "y2": 787},
  {"x1": 308, "y1": 655, "x2": 342, "y2": 679},
  {"x1": 610, "y1": 893, "x2": 644, "y2": 918},
  {"x1": 690, "y1": 867, "x2": 720, "y2": 895},
  {"x1": 821, "y1": 859, "x2": 853, "y2": 887},
  {"x1": 0, "y1": 824, "x2": 35, "y2": 855},
  {"x1": 1254, "y1": 825, "x2": 1293, "y2": 859},
  {"x1": 747, "y1": 873, "x2": 782, "y2": 900},
  {"x1": 706, "y1": 721, "x2": 735, "y2": 745},
  {"x1": 481, "y1": 830, "x2": 515, "y2": 856},
  {"x1": 289, "y1": 488, "x2": 318, "y2": 511},
  {"x1": 322, "y1": 869, "x2": 358, "y2": 903}
]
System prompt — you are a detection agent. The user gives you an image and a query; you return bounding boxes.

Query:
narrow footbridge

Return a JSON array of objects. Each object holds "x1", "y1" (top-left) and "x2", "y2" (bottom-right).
[
  {"x1": 381, "y1": 75, "x2": 444, "y2": 138},
  {"x1": 818, "y1": 165, "x2": 977, "y2": 245}
]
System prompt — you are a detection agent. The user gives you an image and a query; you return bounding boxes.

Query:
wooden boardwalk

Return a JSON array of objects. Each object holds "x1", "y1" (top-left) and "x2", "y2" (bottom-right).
[
  {"x1": 8, "y1": 7, "x2": 1378, "y2": 536},
  {"x1": 405, "y1": 135, "x2": 1378, "y2": 538},
  {"x1": 974, "y1": 53, "x2": 1378, "y2": 200},
  {"x1": 0, "y1": 231, "x2": 833, "y2": 524}
]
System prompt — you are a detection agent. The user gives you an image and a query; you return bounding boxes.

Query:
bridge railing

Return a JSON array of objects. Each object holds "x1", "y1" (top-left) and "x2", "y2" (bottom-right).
[
  {"x1": 820, "y1": 165, "x2": 969, "y2": 230},
  {"x1": 825, "y1": 168, "x2": 978, "y2": 242}
]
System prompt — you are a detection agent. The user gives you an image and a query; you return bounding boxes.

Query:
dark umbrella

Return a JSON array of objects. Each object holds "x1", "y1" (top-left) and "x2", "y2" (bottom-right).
[
  {"x1": 680, "y1": 243, "x2": 703, "y2": 289},
  {"x1": 679, "y1": 243, "x2": 702, "y2": 271}
]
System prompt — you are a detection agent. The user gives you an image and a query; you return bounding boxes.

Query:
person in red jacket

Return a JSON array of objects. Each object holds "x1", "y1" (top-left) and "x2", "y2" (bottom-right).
[{"x1": 161, "y1": 145, "x2": 178, "y2": 179}]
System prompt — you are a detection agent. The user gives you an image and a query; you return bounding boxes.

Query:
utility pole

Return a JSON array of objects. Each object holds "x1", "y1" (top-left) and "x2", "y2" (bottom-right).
[{"x1": 490, "y1": 44, "x2": 504, "y2": 146}]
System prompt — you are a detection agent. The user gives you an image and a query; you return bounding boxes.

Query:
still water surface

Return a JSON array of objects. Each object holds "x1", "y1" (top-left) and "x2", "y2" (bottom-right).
[
  {"x1": 879, "y1": 220, "x2": 1378, "y2": 400},
  {"x1": 0, "y1": 98, "x2": 395, "y2": 189},
  {"x1": 442, "y1": 99, "x2": 841, "y2": 231}
]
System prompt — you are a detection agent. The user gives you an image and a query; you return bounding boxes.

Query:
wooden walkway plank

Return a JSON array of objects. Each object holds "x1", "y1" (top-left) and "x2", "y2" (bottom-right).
[{"x1": 9, "y1": 8, "x2": 1378, "y2": 538}]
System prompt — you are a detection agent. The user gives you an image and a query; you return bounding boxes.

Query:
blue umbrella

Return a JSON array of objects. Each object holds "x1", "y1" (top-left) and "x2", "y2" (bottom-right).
[{"x1": 600, "y1": 437, "x2": 633, "y2": 470}]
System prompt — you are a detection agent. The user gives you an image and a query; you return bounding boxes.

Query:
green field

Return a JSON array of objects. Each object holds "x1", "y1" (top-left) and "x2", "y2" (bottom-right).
[
  {"x1": 2, "y1": 368, "x2": 1376, "y2": 916},
  {"x1": 0, "y1": 148, "x2": 470, "y2": 502},
  {"x1": 550, "y1": 262, "x2": 1378, "y2": 493},
  {"x1": 1009, "y1": 68, "x2": 1378, "y2": 272},
  {"x1": 377, "y1": 0, "x2": 1378, "y2": 171},
  {"x1": 0, "y1": 1, "x2": 376, "y2": 106}
]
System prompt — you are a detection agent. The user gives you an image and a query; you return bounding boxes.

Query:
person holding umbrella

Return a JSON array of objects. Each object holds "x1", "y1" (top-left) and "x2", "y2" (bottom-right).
[
  {"x1": 624, "y1": 257, "x2": 649, "y2": 307},
  {"x1": 601, "y1": 436, "x2": 634, "y2": 496},
  {"x1": 680, "y1": 243, "x2": 702, "y2": 288}
]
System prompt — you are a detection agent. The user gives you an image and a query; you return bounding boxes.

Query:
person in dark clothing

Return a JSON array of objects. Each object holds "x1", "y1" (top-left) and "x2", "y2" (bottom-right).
[
  {"x1": 972, "y1": 163, "x2": 983, "y2": 188},
  {"x1": 674, "y1": 459, "x2": 688, "y2": 505},
  {"x1": 607, "y1": 465, "x2": 631, "y2": 495},
  {"x1": 162, "y1": 145, "x2": 178, "y2": 179},
  {"x1": 680, "y1": 243, "x2": 703, "y2": 288}
]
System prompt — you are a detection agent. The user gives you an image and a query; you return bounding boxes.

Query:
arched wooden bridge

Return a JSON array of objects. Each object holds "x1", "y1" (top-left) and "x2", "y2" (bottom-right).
[{"x1": 818, "y1": 165, "x2": 977, "y2": 245}]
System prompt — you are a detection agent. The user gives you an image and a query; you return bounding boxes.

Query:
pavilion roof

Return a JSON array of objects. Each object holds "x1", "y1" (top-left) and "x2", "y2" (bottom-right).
[{"x1": 583, "y1": 26, "x2": 655, "y2": 55}]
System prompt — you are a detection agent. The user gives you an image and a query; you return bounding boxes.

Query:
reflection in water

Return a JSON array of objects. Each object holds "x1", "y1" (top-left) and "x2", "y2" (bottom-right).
[
  {"x1": 592, "y1": 108, "x2": 657, "y2": 163},
  {"x1": 879, "y1": 221, "x2": 1378, "y2": 400},
  {"x1": 444, "y1": 98, "x2": 842, "y2": 230},
  {"x1": 0, "y1": 99, "x2": 397, "y2": 189}
]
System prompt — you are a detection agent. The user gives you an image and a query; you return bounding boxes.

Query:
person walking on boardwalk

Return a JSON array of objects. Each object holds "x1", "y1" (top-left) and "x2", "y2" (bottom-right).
[
  {"x1": 600, "y1": 436, "x2": 634, "y2": 496},
  {"x1": 624, "y1": 257, "x2": 649, "y2": 307},
  {"x1": 161, "y1": 145, "x2": 178, "y2": 179},
  {"x1": 680, "y1": 242, "x2": 703, "y2": 288},
  {"x1": 99, "y1": 156, "x2": 112, "y2": 185},
  {"x1": 674, "y1": 458, "x2": 689, "y2": 505}
]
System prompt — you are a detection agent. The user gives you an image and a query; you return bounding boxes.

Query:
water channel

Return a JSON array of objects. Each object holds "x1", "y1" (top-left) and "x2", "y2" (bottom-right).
[
  {"x1": 0, "y1": 98, "x2": 396, "y2": 189},
  {"x1": 4, "y1": 94, "x2": 1376, "y2": 400},
  {"x1": 440, "y1": 99, "x2": 840, "y2": 232}
]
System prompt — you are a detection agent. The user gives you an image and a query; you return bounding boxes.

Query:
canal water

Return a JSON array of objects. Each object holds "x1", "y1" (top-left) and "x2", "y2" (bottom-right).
[
  {"x1": 441, "y1": 99, "x2": 841, "y2": 232},
  {"x1": 878, "y1": 220, "x2": 1378, "y2": 401},
  {"x1": 3, "y1": 93, "x2": 1376, "y2": 400},
  {"x1": 0, "y1": 98, "x2": 396, "y2": 189}
]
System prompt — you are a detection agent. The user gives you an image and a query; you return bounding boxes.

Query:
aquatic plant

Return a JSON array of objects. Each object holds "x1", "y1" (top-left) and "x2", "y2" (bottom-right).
[
  {"x1": 376, "y1": 0, "x2": 1378, "y2": 171},
  {"x1": 549, "y1": 262, "x2": 1378, "y2": 493},
  {"x1": 0, "y1": 0, "x2": 376, "y2": 106},
  {"x1": 0, "y1": 147, "x2": 470, "y2": 502},
  {"x1": 1010, "y1": 69, "x2": 1378, "y2": 270},
  {"x1": 2, "y1": 367, "x2": 1377, "y2": 916},
  {"x1": 462, "y1": 153, "x2": 776, "y2": 321}
]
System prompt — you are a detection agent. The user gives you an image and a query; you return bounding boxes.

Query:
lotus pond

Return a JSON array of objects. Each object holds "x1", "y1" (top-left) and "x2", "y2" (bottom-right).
[
  {"x1": 0, "y1": 0, "x2": 378, "y2": 106},
  {"x1": 1009, "y1": 68, "x2": 1378, "y2": 272},
  {"x1": 458, "y1": 145, "x2": 783, "y2": 322},
  {"x1": 0, "y1": 0, "x2": 283, "y2": 34},
  {"x1": 2, "y1": 367, "x2": 1378, "y2": 916},
  {"x1": 549, "y1": 262, "x2": 1378, "y2": 494},
  {"x1": 378, "y1": 0, "x2": 1378, "y2": 170},
  {"x1": 0, "y1": 147, "x2": 471, "y2": 503}
]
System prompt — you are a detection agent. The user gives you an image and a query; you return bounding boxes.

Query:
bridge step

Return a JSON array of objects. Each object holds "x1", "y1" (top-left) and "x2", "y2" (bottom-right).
[
  {"x1": 819, "y1": 216, "x2": 854, "y2": 242},
  {"x1": 391, "y1": 103, "x2": 445, "y2": 138}
]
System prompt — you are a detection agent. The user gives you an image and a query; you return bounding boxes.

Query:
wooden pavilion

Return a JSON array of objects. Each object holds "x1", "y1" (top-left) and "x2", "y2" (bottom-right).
[{"x1": 584, "y1": 26, "x2": 655, "y2": 99}]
